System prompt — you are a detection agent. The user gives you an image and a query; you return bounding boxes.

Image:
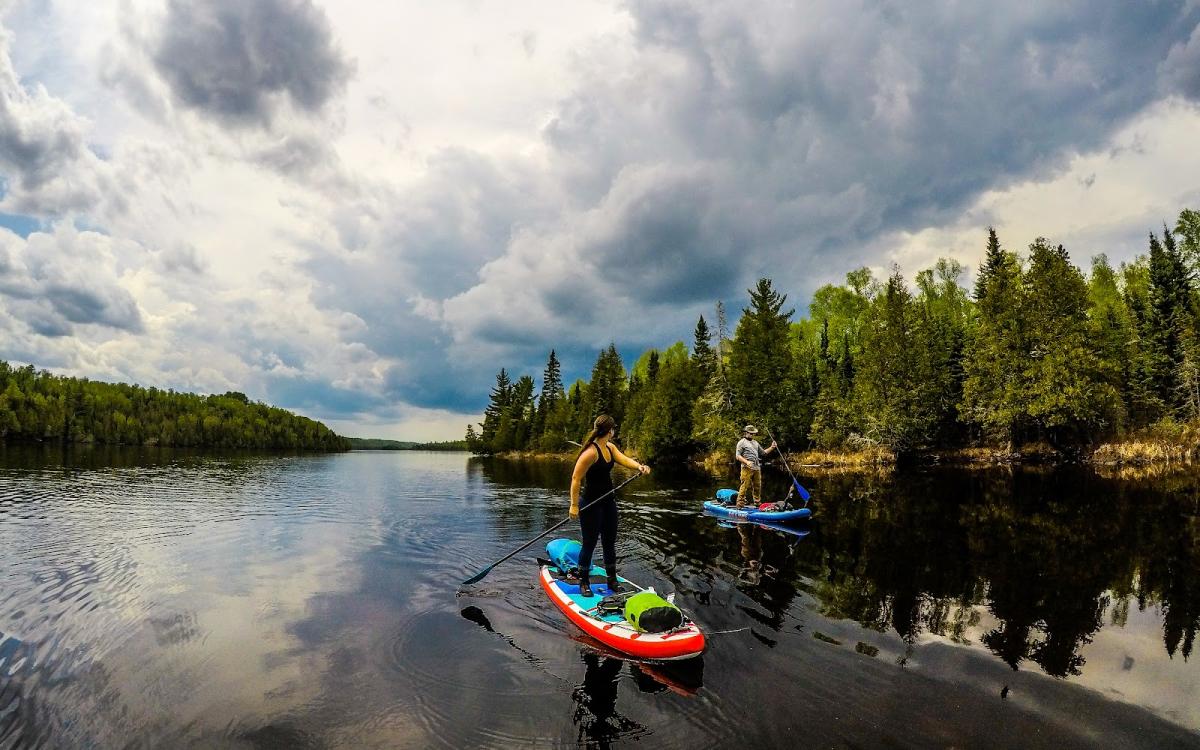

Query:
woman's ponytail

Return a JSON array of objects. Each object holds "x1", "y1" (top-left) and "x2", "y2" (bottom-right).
[{"x1": 577, "y1": 414, "x2": 616, "y2": 459}]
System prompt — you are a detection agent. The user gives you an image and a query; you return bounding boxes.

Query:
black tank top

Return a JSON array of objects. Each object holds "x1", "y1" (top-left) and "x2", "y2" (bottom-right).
[{"x1": 582, "y1": 442, "x2": 615, "y2": 502}]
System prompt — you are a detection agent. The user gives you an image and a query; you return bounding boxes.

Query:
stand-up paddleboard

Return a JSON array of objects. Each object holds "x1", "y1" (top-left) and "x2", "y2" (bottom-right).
[
  {"x1": 705, "y1": 489, "x2": 812, "y2": 524},
  {"x1": 538, "y1": 539, "x2": 705, "y2": 661}
]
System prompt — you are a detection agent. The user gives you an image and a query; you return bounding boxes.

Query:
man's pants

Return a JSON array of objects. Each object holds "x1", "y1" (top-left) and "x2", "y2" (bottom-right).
[{"x1": 737, "y1": 466, "x2": 762, "y2": 508}]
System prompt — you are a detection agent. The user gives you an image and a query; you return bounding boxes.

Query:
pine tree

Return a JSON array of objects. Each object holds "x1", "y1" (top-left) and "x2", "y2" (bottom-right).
[
  {"x1": 638, "y1": 357, "x2": 702, "y2": 461},
  {"x1": 855, "y1": 269, "x2": 935, "y2": 454},
  {"x1": 1086, "y1": 255, "x2": 1133, "y2": 430},
  {"x1": 534, "y1": 350, "x2": 564, "y2": 442},
  {"x1": 975, "y1": 228, "x2": 1004, "y2": 301},
  {"x1": 479, "y1": 368, "x2": 512, "y2": 452},
  {"x1": 915, "y1": 258, "x2": 972, "y2": 446},
  {"x1": 1146, "y1": 230, "x2": 1192, "y2": 411},
  {"x1": 1022, "y1": 241, "x2": 1120, "y2": 442},
  {"x1": 586, "y1": 345, "x2": 626, "y2": 423},
  {"x1": 728, "y1": 278, "x2": 797, "y2": 441},
  {"x1": 692, "y1": 316, "x2": 715, "y2": 381},
  {"x1": 506, "y1": 375, "x2": 536, "y2": 450},
  {"x1": 465, "y1": 424, "x2": 483, "y2": 453},
  {"x1": 1121, "y1": 257, "x2": 1164, "y2": 424},
  {"x1": 961, "y1": 230, "x2": 1027, "y2": 446}
]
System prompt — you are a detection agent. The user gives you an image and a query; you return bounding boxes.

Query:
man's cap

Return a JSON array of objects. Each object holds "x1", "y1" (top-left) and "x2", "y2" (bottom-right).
[{"x1": 743, "y1": 424, "x2": 759, "y2": 435}]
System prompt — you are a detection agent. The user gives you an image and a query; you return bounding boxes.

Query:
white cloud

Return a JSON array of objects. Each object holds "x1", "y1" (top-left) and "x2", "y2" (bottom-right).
[{"x1": 0, "y1": 1, "x2": 1198, "y2": 442}]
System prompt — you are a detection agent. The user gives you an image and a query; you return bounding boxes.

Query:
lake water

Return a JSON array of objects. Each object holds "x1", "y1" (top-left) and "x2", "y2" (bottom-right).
[{"x1": 1, "y1": 446, "x2": 1198, "y2": 749}]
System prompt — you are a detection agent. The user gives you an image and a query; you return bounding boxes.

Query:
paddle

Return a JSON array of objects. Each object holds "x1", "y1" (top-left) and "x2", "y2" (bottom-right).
[
  {"x1": 765, "y1": 426, "x2": 811, "y2": 508},
  {"x1": 460, "y1": 471, "x2": 643, "y2": 585}
]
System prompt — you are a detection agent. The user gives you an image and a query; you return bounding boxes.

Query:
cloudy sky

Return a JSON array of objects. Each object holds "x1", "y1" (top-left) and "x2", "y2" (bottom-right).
[{"x1": 1, "y1": 0, "x2": 1198, "y2": 440}]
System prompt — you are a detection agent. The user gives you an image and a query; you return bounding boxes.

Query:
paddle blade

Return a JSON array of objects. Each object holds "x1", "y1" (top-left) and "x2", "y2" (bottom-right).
[
  {"x1": 792, "y1": 478, "x2": 811, "y2": 502},
  {"x1": 461, "y1": 565, "x2": 494, "y2": 585}
]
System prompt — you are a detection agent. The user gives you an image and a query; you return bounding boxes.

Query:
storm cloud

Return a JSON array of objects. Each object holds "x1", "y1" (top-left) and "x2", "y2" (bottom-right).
[
  {"x1": 151, "y1": 0, "x2": 353, "y2": 127},
  {"x1": 438, "y1": 0, "x2": 1200, "y2": 361},
  {"x1": 2, "y1": 1, "x2": 1200, "y2": 436}
]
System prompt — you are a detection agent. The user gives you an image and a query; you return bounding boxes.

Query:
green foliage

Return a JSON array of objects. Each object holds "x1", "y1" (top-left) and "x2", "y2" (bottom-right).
[
  {"x1": 587, "y1": 344, "x2": 626, "y2": 425},
  {"x1": 961, "y1": 231, "x2": 1027, "y2": 445},
  {"x1": 348, "y1": 438, "x2": 419, "y2": 449},
  {"x1": 1022, "y1": 241, "x2": 1121, "y2": 441},
  {"x1": 627, "y1": 357, "x2": 704, "y2": 461},
  {"x1": 470, "y1": 208, "x2": 1200, "y2": 461},
  {"x1": 0, "y1": 361, "x2": 349, "y2": 450},
  {"x1": 1175, "y1": 208, "x2": 1200, "y2": 277},
  {"x1": 854, "y1": 270, "x2": 940, "y2": 453},
  {"x1": 1146, "y1": 228, "x2": 1196, "y2": 413},
  {"x1": 728, "y1": 278, "x2": 802, "y2": 442}
]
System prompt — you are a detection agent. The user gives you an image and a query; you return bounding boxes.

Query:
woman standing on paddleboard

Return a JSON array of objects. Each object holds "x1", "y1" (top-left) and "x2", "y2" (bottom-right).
[{"x1": 569, "y1": 414, "x2": 651, "y2": 597}]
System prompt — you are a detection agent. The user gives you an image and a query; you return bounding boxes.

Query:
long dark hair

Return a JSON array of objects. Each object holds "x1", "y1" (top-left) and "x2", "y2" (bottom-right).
[{"x1": 577, "y1": 414, "x2": 616, "y2": 459}]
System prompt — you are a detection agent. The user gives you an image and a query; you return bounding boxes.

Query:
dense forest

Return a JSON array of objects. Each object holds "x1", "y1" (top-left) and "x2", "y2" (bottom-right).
[
  {"x1": 0, "y1": 362, "x2": 349, "y2": 451},
  {"x1": 348, "y1": 437, "x2": 469, "y2": 451},
  {"x1": 468, "y1": 208, "x2": 1200, "y2": 462}
]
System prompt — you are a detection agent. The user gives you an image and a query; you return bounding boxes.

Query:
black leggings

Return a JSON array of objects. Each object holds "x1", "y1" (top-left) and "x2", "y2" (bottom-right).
[{"x1": 578, "y1": 496, "x2": 618, "y2": 575}]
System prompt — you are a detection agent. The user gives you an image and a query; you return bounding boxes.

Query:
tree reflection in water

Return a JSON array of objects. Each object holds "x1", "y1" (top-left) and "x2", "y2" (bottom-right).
[
  {"x1": 798, "y1": 467, "x2": 1200, "y2": 677},
  {"x1": 474, "y1": 456, "x2": 1200, "y2": 683}
]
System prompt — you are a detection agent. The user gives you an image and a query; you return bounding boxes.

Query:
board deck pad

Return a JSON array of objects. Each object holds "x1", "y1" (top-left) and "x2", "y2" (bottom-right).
[{"x1": 549, "y1": 567, "x2": 630, "y2": 623}]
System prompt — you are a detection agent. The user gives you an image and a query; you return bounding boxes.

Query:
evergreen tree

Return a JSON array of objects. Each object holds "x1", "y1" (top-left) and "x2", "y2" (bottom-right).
[
  {"x1": 915, "y1": 258, "x2": 972, "y2": 446},
  {"x1": 1121, "y1": 257, "x2": 1164, "y2": 424},
  {"x1": 534, "y1": 350, "x2": 564, "y2": 441},
  {"x1": 961, "y1": 230, "x2": 1027, "y2": 446},
  {"x1": 1087, "y1": 255, "x2": 1134, "y2": 429},
  {"x1": 479, "y1": 368, "x2": 512, "y2": 452},
  {"x1": 855, "y1": 270, "x2": 936, "y2": 454},
  {"x1": 465, "y1": 424, "x2": 482, "y2": 452},
  {"x1": 692, "y1": 316, "x2": 715, "y2": 381},
  {"x1": 975, "y1": 228, "x2": 1004, "y2": 301},
  {"x1": 728, "y1": 278, "x2": 797, "y2": 441},
  {"x1": 586, "y1": 345, "x2": 626, "y2": 424},
  {"x1": 637, "y1": 357, "x2": 703, "y2": 461},
  {"x1": 506, "y1": 375, "x2": 536, "y2": 450},
  {"x1": 1022, "y1": 241, "x2": 1120, "y2": 442},
  {"x1": 1146, "y1": 230, "x2": 1193, "y2": 411}
]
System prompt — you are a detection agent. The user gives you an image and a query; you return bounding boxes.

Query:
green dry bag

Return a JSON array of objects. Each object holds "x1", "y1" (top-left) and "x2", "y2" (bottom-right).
[{"x1": 623, "y1": 591, "x2": 683, "y2": 633}]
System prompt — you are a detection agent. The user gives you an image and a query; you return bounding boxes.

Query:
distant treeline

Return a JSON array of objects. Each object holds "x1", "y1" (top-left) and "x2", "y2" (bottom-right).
[
  {"x1": 348, "y1": 437, "x2": 469, "y2": 451},
  {"x1": 0, "y1": 361, "x2": 350, "y2": 451},
  {"x1": 468, "y1": 208, "x2": 1200, "y2": 461}
]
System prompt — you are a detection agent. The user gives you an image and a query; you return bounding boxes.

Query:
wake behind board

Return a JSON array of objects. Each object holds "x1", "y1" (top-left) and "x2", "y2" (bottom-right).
[{"x1": 538, "y1": 539, "x2": 705, "y2": 661}]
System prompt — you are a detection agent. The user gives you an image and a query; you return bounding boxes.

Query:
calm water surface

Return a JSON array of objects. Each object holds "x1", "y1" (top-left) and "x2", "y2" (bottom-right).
[{"x1": 1, "y1": 446, "x2": 1198, "y2": 748}]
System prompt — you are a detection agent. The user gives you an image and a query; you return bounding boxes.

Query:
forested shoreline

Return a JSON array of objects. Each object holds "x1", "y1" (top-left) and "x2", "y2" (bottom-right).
[
  {"x1": 468, "y1": 209, "x2": 1200, "y2": 466},
  {"x1": 348, "y1": 437, "x2": 469, "y2": 451},
  {"x1": 0, "y1": 362, "x2": 349, "y2": 451}
]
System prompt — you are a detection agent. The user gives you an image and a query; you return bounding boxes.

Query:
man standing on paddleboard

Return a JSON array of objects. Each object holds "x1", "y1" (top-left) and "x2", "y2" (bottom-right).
[
  {"x1": 734, "y1": 425, "x2": 776, "y2": 509},
  {"x1": 569, "y1": 415, "x2": 651, "y2": 598}
]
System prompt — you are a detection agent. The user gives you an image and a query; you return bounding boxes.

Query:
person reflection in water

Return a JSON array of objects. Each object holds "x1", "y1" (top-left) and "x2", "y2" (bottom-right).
[
  {"x1": 737, "y1": 523, "x2": 763, "y2": 585},
  {"x1": 572, "y1": 652, "x2": 645, "y2": 745}
]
